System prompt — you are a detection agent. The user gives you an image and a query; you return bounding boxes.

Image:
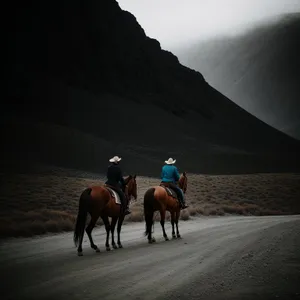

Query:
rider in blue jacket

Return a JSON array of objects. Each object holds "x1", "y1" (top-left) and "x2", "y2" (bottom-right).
[{"x1": 160, "y1": 158, "x2": 188, "y2": 209}]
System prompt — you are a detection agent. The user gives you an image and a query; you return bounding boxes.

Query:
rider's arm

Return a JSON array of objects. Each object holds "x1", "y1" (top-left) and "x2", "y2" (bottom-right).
[
  {"x1": 160, "y1": 167, "x2": 164, "y2": 180},
  {"x1": 120, "y1": 169, "x2": 125, "y2": 186},
  {"x1": 118, "y1": 167, "x2": 126, "y2": 186},
  {"x1": 173, "y1": 166, "x2": 180, "y2": 182}
]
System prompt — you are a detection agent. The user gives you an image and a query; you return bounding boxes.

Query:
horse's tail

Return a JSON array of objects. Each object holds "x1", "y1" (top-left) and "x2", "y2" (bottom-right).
[
  {"x1": 73, "y1": 187, "x2": 91, "y2": 247},
  {"x1": 143, "y1": 188, "x2": 155, "y2": 236}
]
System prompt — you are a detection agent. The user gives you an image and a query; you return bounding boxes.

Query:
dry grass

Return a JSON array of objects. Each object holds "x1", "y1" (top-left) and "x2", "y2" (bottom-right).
[{"x1": 1, "y1": 170, "x2": 299, "y2": 238}]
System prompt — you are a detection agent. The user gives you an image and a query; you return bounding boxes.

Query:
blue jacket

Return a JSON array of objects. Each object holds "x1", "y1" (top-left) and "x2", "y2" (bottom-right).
[{"x1": 161, "y1": 164, "x2": 180, "y2": 183}]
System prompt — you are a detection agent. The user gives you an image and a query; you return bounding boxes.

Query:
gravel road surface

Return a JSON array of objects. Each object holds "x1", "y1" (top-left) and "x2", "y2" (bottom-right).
[{"x1": 1, "y1": 215, "x2": 300, "y2": 300}]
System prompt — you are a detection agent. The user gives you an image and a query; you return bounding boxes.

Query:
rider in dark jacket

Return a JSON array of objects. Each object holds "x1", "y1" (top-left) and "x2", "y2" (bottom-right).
[{"x1": 105, "y1": 156, "x2": 131, "y2": 215}]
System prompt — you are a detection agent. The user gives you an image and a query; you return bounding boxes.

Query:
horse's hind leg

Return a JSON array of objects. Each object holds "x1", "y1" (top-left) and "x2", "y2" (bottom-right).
[
  {"x1": 102, "y1": 215, "x2": 111, "y2": 251},
  {"x1": 86, "y1": 214, "x2": 100, "y2": 253},
  {"x1": 160, "y1": 209, "x2": 169, "y2": 241},
  {"x1": 175, "y1": 210, "x2": 181, "y2": 238},
  {"x1": 171, "y1": 212, "x2": 176, "y2": 239},
  {"x1": 110, "y1": 216, "x2": 118, "y2": 249}
]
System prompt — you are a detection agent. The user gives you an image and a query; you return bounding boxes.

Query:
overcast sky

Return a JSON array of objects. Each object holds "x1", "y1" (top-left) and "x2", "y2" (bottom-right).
[{"x1": 117, "y1": 0, "x2": 300, "y2": 49}]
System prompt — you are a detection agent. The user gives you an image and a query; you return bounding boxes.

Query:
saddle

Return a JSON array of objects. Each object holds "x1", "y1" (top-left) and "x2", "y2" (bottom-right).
[
  {"x1": 104, "y1": 184, "x2": 122, "y2": 205},
  {"x1": 159, "y1": 183, "x2": 178, "y2": 199},
  {"x1": 104, "y1": 184, "x2": 129, "y2": 206}
]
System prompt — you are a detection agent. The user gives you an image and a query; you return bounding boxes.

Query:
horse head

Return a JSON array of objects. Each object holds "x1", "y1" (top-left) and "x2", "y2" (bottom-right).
[
  {"x1": 178, "y1": 172, "x2": 187, "y2": 194},
  {"x1": 125, "y1": 175, "x2": 137, "y2": 200}
]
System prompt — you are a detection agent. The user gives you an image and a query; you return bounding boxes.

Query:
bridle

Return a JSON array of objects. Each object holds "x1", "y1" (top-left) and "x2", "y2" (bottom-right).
[
  {"x1": 125, "y1": 176, "x2": 137, "y2": 200},
  {"x1": 179, "y1": 174, "x2": 187, "y2": 193}
]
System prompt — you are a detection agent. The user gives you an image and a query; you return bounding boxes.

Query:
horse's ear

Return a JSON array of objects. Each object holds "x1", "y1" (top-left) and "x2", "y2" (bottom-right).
[
  {"x1": 183, "y1": 171, "x2": 186, "y2": 176},
  {"x1": 133, "y1": 174, "x2": 136, "y2": 179}
]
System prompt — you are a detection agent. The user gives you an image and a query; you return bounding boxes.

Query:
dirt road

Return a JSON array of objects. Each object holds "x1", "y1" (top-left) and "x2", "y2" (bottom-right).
[{"x1": 1, "y1": 216, "x2": 300, "y2": 300}]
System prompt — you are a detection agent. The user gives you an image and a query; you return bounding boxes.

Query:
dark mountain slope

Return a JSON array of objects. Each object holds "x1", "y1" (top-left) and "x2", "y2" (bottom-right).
[
  {"x1": 175, "y1": 13, "x2": 300, "y2": 140},
  {"x1": 3, "y1": 1, "x2": 300, "y2": 176}
]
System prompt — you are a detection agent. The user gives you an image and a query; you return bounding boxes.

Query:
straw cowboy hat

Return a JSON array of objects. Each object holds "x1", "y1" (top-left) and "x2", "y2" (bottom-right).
[
  {"x1": 165, "y1": 157, "x2": 176, "y2": 164},
  {"x1": 109, "y1": 156, "x2": 122, "y2": 163}
]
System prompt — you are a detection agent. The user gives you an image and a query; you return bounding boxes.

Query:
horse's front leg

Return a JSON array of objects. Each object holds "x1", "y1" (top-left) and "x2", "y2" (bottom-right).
[{"x1": 117, "y1": 215, "x2": 125, "y2": 248}]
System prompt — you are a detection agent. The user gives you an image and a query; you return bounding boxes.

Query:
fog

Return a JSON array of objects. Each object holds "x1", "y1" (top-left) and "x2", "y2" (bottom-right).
[{"x1": 117, "y1": 0, "x2": 300, "y2": 49}]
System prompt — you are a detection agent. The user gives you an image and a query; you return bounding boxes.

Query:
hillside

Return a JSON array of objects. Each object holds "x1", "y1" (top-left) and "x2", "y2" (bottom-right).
[
  {"x1": 3, "y1": 1, "x2": 300, "y2": 177},
  {"x1": 175, "y1": 13, "x2": 300, "y2": 140},
  {"x1": 1, "y1": 166, "x2": 299, "y2": 238}
]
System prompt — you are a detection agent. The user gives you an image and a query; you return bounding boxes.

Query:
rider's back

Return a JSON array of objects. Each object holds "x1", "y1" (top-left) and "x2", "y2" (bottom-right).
[
  {"x1": 161, "y1": 165, "x2": 180, "y2": 183},
  {"x1": 106, "y1": 164, "x2": 122, "y2": 186}
]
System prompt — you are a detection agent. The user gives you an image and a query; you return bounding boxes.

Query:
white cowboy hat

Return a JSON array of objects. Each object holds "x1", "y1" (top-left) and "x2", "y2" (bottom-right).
[
  {"x1": 109, "y1": 156, "x2": 122, "y2": 163},
  {"x1": 165, "y1": 157, "x2": 176, "y2": 164}
]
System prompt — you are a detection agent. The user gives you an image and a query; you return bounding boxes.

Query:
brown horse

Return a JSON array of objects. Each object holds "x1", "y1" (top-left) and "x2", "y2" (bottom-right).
[
  {"x1": 143, "y1": 172, "x2": 188, "y2": 243},
  {"x1": 73, "y1": 175, "x2": 137, "y2": 256}
]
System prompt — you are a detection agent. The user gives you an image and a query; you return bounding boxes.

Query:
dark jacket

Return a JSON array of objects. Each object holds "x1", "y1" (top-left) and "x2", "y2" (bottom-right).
[{"x1": 105, "y1": 163, "x2": 126, "y2": 188}]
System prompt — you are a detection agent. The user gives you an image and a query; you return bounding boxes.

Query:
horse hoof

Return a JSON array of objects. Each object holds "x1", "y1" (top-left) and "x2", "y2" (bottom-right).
[
  {"x1": 113, "y1": 244, "x2": 118, "y2": 250},
  {"x1": 172, "y1": 235, "x2": 177, "y2": 239},
  {"x1": 151, "y1": 238, "x2": 156, "y2": 243},
  {"x1": 165, "y1": 237, "x2": 169, "y2": 241},
  {"x1": 78, "y1": 252, "x2": 83, "y2": 256},
  {"x1": 177, "y1": 235, "x2": 182, "y2": 239},
  {"x1": 95, "y1": 247, "x2": 100, "y2": 253},
  {"x1": 118, "y1": 244, "x2": 123, "y2": 249},
  {"x1": 106, "y1": 247, "x2": 111, "y2": 251}
]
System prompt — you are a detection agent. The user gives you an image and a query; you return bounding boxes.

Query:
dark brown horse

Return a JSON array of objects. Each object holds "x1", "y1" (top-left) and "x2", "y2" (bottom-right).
[
  {"x1": 74, "y1": 175, "x2": 137, "y2": 256},
  {"x1": 143, "y1": 173, "x2": 188, "y2": 243}
]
